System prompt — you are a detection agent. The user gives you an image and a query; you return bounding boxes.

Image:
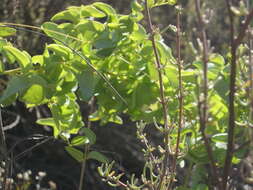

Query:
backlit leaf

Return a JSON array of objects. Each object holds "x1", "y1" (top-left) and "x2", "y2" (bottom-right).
[
  {"x1": 51, "y1": 9, "x2": 80, "y2": 23},
  {"x1": 71, "y1": 136, "x2": 89, "y2": 146},
  {"x1": 36, "y1": 118, "x2": 59, "y2": 137},
  {"x1": 20, "y1": 84, "x2": 45, "y2": 104},
  {"x1": 0, "y1": 26, "x2": 16, "y2": 37},
  {"x1": 42, "y1": 22, "x2": 71, "y2": 44},
  {"x1": 3, "y1": 46, "x2": 31, "y2": 68},
  {"x1": 47, "y1": 44, "x2": 72, "y2": 59},
  {"x1": 81, "y1": 5, "x2": 106, "y2": 18}
]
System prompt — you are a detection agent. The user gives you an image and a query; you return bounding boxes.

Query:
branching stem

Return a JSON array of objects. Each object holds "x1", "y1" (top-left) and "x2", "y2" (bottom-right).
[
  {"x1": 168, "y1": 7, "x2": 183, "y2": 190},
  {"x1": 144, "y1": 1, "x2": 170, "y2": 189},
  {"x1": 194, "y1": 0, "x2": 222, "y2": 189},
  {"x1": 223, "y1": 1, "x2": 253, "y2": 189}
]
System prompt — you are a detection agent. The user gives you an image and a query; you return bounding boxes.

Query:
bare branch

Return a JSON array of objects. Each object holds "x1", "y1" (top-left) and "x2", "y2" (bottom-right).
[{"x1": 195, "y1": 0, "x2": 222, "y2": 189}]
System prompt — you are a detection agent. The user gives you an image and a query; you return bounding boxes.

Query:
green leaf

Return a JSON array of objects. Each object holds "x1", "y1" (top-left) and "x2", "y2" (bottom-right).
[
  {"x1": 0, "y1": 38, "x2": 8, "y2": 51},
  {"x1": 147, "y1": 0, "x2": 155, "y2": 7},
  {"x1": 0, "y1": 26, "x2": 16, "y2": 37},
  {"x1": 187, "y1": 144, "x2": 209, "y2": 164},
  {"x1": 47, "y1": 44, "x2": 72, "y2": 59},
  {"x1": 182, "y1": 69, "x2": 197, "y2": 83},
  {"x1": 65, "y1": 146, "x2": 84, "y2": 162},
  {"x1": 36, "y1": 117, "x2": 56, "y2": 126},
  {"x1": 75, "y1": 20, "x2": 105, "y2": 41},
  {"x1": 81, "y1": 5, "x2": 106, "y2": 18},
  {"x1": 51, "y1": 8, "x2": 80, "y2": 23},
  {"x1": 42, "y1": 22, "x2": 71, "y2": 44},
  {"x1": 3, "y1": 46, "x2": 31, "y2": 68},
  {"x1": 156, "y1": 41, "x2": 175, "y2": 64},
  {"x1": 214, "y1": 74, "x2": 229, "y2": 102},
  {"x1": 131, "y1": 0, "x2": 143, "y2": 12},
  {"x1": 131, "y1": 24, "x2": 147, "y2": 41},
  {"x1": 0, "y1": 76, "x2": 30, "y2": 105},
  {"x1": 119, "y1": 15, "x2": 135, "y2": 33},
  {"x1": 19, "y1": 75, "x2": 47, "y2": 105},
  {"x1": 108, "y1": 115, "x2": 123, "y2": 125},
  {"x1": 165, "y1": 65, "x2": 178, "y2": 87},
  {"x1": 165, "y1": 0, "x2": 177, "y2": 5},
  {"x1": 147, "y1": 60, "x2": 159, "y2": 81},
  {"x1": 87, "y1": 151, "x2": 108, "y2": 163},
  {"x1": 0, "y1": 60, "x2": 4, "y2": 73},
  {"x1": 71, "y1": 136, "x2": 89, "y2": 146},
  {"x1": 36, "y1": 118, "x2": 60, "y2": 137},
  {"x1": 148, "y1": 0, "x2": 177, "y2": 8},
  {"x1": 212, "y1": 133, "x2": 228, "y2": 142},
  {"x1": 209, "y1": 94, "x2": 228, "y2": 119},
  {"x1": 209, "y1": 53, "x2": 225, "y2": 66},
  {"x1": 93, "y1": 2, "x2": 117, "y2": 22},
  {"x1": 80, "y1": 128, "x2": 96, "y2": 145},
  {"x1": 20, "y1": 84, "x2": 45, "y2": 104},
  {"x1": 94, "y1": 38, "x2": 116, "y2": 50},
  {"x1": 152, "y1": 0, "x2": 177, "y2": 8},
  {"x1": 77, "y1": 69, "x2": 97, "y2": 101},
  {"x1": 76, "y1": 20, "x2": 105, "y2": 33},
  {"x1": 195, "y1": 184, "x2": 208, "y2": 190}
]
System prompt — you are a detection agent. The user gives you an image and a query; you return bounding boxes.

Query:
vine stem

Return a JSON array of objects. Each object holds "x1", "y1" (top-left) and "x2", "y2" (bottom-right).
[
  {"x1": 194, "y1": 0, "x2": 222, "y2": 189},
  {"x1": 144, "y1": 1, "x2": 170, "y2": 189},
  {"x1": 168, "y1": 7, "x2": 183, "y2": 190},
  {"x1": 223, "y1": 1, "x2": 253, "y2": 189}
]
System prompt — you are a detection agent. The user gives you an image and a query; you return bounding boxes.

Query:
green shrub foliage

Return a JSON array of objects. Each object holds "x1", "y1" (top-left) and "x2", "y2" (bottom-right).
[{"x1": 0, "y1": 0, "x2": 253, "y2": 189}]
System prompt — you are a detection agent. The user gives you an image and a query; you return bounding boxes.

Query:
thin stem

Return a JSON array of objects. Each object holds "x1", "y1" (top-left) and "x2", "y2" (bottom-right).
[
  {"x1": 194, "y1": 0, "x2": 222, "y2": 189},
  {"x1": 248, "y1": 0, "x2": 253, "y2": 140},
  {"x1": 78, "y1": 145, "x2": 89, "y2": 190},
  {"x1": 0, "y1": 68, "x2": 21, "y2": 76},
  {"x1": 0, "y1": 108, "x2": 7, "y2": 160},
  {"x1": 168, "y1": 8, "x2": 183, "y2": 190},
  {"x1": 144, "y1": 1, "x2": 170, "y2": 189},
  {"x1": 222, "y1": 1, "x2": 237, "y2": 189},
  {"x1": 249, "y1": 39, "x2": 253, "y2": 121},
  {"x1": 234, "y1": 8, "x2": 253, "y2": 47},
  {"x1": 0, "y1": 107, "x2": 8, "y2": 190},
  {"x1": 78, "y1": 98, "x2": 94, "y2": 190}
]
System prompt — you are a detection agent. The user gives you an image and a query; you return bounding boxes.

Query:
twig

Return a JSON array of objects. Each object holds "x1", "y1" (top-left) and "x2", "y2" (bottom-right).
[
  {"x1": 14, "y1": 137, "x2": 53, "y2": 161},
  {"x1": 3, "y1": 115, "x2": 20, "y2": 131},
  {"x1": 248, "y1": 0, "x2": 253, "y2": 144},
  {"x1": 194, "y1": 0, "x2": 222, "y2": 189},
  {"x1": 0, "y1": 107, "x2": 8, "y2": 190},
  {"x1": 78, "y1": 98, "x2": 95, "y2": 190},
  {"x1": 144, "y1": 1, "x2": 171, "y2": 189},
  {"x1": 0, "y1": 108, "x2": 7, "y2": 160},
  {"x1": 168, "y1": 6, "x2": 183, "y2": 190},
  {"x1": 234, "y1": 8, "x2": 253, "y2": 47},
  {"x1": 222, "y1": 0, "x2": 252, "y2": 188},
  {"x1": 78, "y1": 144, "x2": 89, "y2": 190},
  {"x1": 249, "y1": 40, "x2": 253, "y2": 121}
]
